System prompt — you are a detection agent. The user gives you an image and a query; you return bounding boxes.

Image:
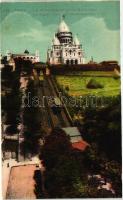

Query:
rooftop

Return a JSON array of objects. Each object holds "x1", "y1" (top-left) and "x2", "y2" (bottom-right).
[
  {"x1": 62, "y1": 127, "x2": 89, "y2": 151},
  {"x1": 62, "y1": 127, "x2": 81, "y2": 137},
  {"x1": 72, "y1": 140, "x2": 89, "y2": 151}
]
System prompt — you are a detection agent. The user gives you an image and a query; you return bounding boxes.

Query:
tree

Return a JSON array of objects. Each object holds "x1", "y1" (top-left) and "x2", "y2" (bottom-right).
[
  {"x1": 102, "y1": 161, "x2": 122, "y2": 197},
  {"x1": 22, "y1": 78, "x2": 42, "y2": 156},
  {"x1": 82, "y1": 95, "x2": 121, "y2": 162},
  {"x1": 45, "y1": 155, "x2": 83, "y2": 198},
  {"x1": 81, "y1": 95, "x2": 122, "y2": 197},
  {"x1": 40, "y1": 128, "x2": 72, "y2": 169}
]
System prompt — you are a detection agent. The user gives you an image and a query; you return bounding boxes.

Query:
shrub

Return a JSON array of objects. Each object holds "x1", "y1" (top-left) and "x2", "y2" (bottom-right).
[{"x1": 86, "y1": 79, "x2": 104, "y2": 89}]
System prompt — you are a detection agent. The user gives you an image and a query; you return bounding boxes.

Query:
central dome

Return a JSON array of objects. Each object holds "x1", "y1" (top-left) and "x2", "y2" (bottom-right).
[{"x1": 58, "y1": 20, "x2": 70, "y2": 33}]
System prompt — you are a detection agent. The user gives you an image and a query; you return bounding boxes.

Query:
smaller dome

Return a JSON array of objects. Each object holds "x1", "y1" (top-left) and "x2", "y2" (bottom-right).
[
  {"x1": 24, "y1": 49, "x2": 29, "y2": 54},
  {"x1": 74, "y1": 35, "x2": 80, "y2": 45},
  {"x1": 52, "y1": 35, "x2": 60, "y2": 45},
  {"x1": 58, "y1": 20, "x2": 70, "y2": 33}
]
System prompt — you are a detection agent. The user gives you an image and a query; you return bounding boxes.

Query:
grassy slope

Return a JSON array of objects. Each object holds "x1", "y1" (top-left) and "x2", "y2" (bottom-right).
[{"x1": 56, "y1": 75, "x2": 121, "y2": 97}]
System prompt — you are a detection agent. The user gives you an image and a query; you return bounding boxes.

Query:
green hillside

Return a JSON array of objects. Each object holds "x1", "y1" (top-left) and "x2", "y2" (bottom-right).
[{"x1": 56, "y1": 75, "x2": 120, "y2": 97}]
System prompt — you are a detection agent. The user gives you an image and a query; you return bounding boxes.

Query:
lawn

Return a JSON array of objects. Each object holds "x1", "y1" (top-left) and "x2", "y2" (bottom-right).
[{"x1": 55, "y1": 75, "x2": 120, "y2": 97}]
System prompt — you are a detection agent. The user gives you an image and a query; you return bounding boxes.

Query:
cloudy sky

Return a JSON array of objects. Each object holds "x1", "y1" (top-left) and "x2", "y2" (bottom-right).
[{"x1": 0, "y1": 0, "x2": 120, "y2": 62}]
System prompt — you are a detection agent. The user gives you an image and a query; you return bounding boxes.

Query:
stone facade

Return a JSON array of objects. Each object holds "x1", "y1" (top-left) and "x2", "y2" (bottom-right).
[{"x1": 47, "y1": 19, "x2": 85, "y2": 65}]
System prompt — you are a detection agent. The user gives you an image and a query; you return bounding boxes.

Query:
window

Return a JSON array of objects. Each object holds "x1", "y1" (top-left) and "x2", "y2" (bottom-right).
[
  {"x1": 69, "y1": 50, "x2": 72, "y2": 55},
  {"x1": 75, "y1": 59, "x2": 78, "y2": 65},
  {"x1": 71, "y1": 59, "x2": 74, "y2": 65},
  {"x1": 66, "y1": 60, "x2": 69, "y2": 65}
]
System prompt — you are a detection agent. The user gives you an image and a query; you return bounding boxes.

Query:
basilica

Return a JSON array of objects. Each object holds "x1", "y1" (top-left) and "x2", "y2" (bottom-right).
[{"x1": 47, "y1": 18, "x2": 85, "y2": 65}]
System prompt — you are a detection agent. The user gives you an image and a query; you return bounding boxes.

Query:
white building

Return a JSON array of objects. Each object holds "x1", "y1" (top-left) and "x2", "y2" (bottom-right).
[
  {"x1": 6, "y1": 50, "x2": 40, "y2": 64},
  {"x1": 47, "y1": 18, "x2": 85, "y2": 65}
]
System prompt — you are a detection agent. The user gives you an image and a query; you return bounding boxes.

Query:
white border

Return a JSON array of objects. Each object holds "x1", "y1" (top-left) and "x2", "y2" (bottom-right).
[{"x1": 0, "y1": 0, "x2": 122, "y2": 199}]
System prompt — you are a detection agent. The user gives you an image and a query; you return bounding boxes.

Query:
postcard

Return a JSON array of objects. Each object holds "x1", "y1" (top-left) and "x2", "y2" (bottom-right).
[{"x1": 0, "y1": 0, "x2": 122, "y2": 199}]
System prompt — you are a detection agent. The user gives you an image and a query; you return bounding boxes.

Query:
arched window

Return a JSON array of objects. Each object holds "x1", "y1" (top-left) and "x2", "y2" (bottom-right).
[
  {"x1": 71, "y1": 59, "x2": 74, "y2": 65},
  {"x1": 66, "y1": 60, "x2": 69, "y2": 65},
  {"x1": 75, "y1": 59, "x2": 78, "y2": 65},
  {"x1": 69, "y1": 50, "x2": 72, "y2": 55}
]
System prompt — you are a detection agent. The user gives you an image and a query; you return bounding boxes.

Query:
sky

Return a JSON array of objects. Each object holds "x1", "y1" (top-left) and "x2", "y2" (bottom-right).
[{"x1": 0, "y1": 1, "x2": 120, "y2": 63}]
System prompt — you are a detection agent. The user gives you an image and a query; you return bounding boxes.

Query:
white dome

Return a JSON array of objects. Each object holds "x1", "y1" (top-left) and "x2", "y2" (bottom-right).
[
  {"x1": 58, "y1": 20, "x2": 70, "y2": 33},
  {"x1": 52, "y1": 35, "x2": 60, "y2": 45},
  {"x1": 74, "y1": 35, "x2": 80, "y2": 45}
]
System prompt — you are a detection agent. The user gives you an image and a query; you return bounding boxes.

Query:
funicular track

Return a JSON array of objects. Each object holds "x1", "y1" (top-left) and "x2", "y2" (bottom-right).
[
  {"x1": 43, "y1": 74, "x2": 72, "y2": 128},
  {"x1": 38, "y1": 82, "x2": 54, "y2": 131}
]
